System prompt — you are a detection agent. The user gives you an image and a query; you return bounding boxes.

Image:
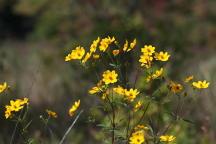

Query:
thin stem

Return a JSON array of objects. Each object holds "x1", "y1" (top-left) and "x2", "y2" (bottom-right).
[{"x1": 59, "y1": 110, "x2": 83, "y2": 144}]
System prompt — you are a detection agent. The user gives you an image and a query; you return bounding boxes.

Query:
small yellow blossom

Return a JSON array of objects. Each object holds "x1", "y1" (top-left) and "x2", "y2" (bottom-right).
[
  {"x1": 123, "y1": 39, "x2": 136, "y2": 52},
  {"x1": 184, "y1": 75, "x2": 194, "y2": 83},
  {"x1": 90, "y1": 37, "x2": 100, "y2": 53},
  {"x1": 160, "y1": 135, "x2": 176, "y2": 142},
  {"x1": 69, "y1": 100, "x2": 80, "y2": 116},
  {"x1": 113, "y1": 85, "x2": 125, "y2": 95},
  {"x1": 129, "y1": 130, "x2": 145, "y2": 144},
  {"x1": 88, "y1": 87, "x2": 101, "y2": 94},
  {"x1": 134, "y1": 101, "x2": 142, "y2": 112},
  {"x1": 102, "y1": 70, "x2": 118, "y2": 85},
  {"x1": 192, "y1": 80, "x2": 210, "y2": 89},
  {"x1": 139, "y1": 54, "x2": 153, "y2": 68},
  {"x1": 0, "y1": 82, "x2": 7, "y2": 93},
  {"x1": 65, "y1": 46, "x2": 85, "y2": 61},
  {"x1": 113, "y1": 49, "x2": 120, "y2": 56},
  {"x1": 99, "y1": 36, "x2": 115, "y2": 52},
  {"x1": 46, "y1": 109, "x2": 58, "y2": 118},
  {"x1": 5, "y1": 98, "x2": 29, "y2": 119},
  {"x1": 146, "y1": 76, "x2": 152, "y2": 82},
  {"x1": 124, "y1": 88, "x2": 140, "y2": 102},
  {"x1": 128, "y1": 39, "x2": 136, "y2": 52},
  {"x1": 152, "y1": 68, "x2": 163, "y2": 79},
  {"x1": 170, "y1": 82, "x2": 183, "y2": 93},
  {"x1": 93, "y1": 54, "x2": 100, "y2": 59},
  {"x1": 154, "y1": 52, "x2": 170, "y2": 61},
  {"x1": 123, "y1": 40, "x2": 129, "y2": 52},
  {"x1": 134, "y1": 125, "x2": 149, "y2": 131},
  {"x1": 82, "y1": 52, "x2": 91, "y2": 63},
  {"x1": 141, "y1": 45, "x2": 155, "y2": 55}
]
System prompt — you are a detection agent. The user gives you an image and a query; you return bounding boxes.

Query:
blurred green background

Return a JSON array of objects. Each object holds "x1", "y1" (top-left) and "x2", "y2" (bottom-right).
[{"x1": 0, "y1": 0, "x2": 216, "y2": 143}]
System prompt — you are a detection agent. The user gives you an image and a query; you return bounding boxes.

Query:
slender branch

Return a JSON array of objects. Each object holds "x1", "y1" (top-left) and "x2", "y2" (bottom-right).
[{"x1": 59, "y1": 110, "x2": 84, "y2": 144}]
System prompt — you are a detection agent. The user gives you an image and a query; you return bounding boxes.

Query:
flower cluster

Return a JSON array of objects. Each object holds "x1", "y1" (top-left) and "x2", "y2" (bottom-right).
[
  {"x1": 64, "y1": 37, "x2": 211, "y2": 144},
  {"x1": 139, "y1": 45, "x2": 170, "y2": 68},
  {"x1": 5, "y1": 98, "x2": 29, "y2": 119}
]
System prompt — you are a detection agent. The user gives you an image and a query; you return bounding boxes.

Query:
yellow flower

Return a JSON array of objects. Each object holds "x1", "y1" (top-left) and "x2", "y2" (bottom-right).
[
  {"x1": 69, "y1": 100, "x2": 80, "y2": 116},
  {"x1": 170, "y1": 82, "x2": 183, "y2": 93},
  {"x1": 141, "y1": 45, "x2": 155, "y2": 55},
  {"x1": 65, "y1": 46, "x2": 85, "y2": 61},
  {"x1": 5, "y1": 98, "x2": 29, "y2": 119},
  {"x1": 90, "y1": 37, "x2": 100, "y2": 53},
  {"x1": 139, "y1": 54, "x2": 153, "y2": 68},
  {"x1": 124, "y1": 88, "x2": 140, "y2": 102},
  {"x1": 134, "y1": 125, "x2": 149, "y2": 131},
  {"x1": 128, "y1": 39, "x2": 136, "y2": 52},
  {"x1": 0, "y1": 82, "x2": 7, "y2": 93},
  {"x1": 160, "y1": 135, "x2": 176, "y2": 142},
  {"x1": 113, "y1": 85, "x2": 125, "y2": 95},
  {"x1": 102, "y1": 70, "x2": 118, "y2": 85},
  {"x1": 113, "y1": 49, "x2": 120, "y2": 56},
  {"x1": 46, "y1": 109, "x2": 58, "y2": 118},
  {"x1": 192, "y1": 80, "x2": 210, "y2": 89},
  {"x1": 93, "y1": 54, "x2": 100, "y2": 59},
  {"x1": 134, "y1": 101, "x2": 142, "y2": 112},
  {"x1": 88, "y1": 86, "x2": 101, "y2": 94},
  {"x1": 82, "y1": 52, "x2": 91, "y2": 63},
  {"x1": 123, "y1": 39, "x2": 136, "y2": 52},
  {"x1": 129, "y1": 130, "x2": 145, "y2": 144},
  {"x1": 146, "y1": 76, "x2": 152, "y2": 82},
  {"x1": 99, "y1": 36, "x2": 115, "y2": 52},
  {"x1": 123, "y1": 40, "x2": 128, "y2": 52},
  {"x1": 10, "y1": 100, "x2": 24, "y2": 112},
  {"x1": 152, "y1": 68, "x2": 163, "y2": 79},
  {"x1": 154, "y1": 52, "x2": 170, "y2": 61},
  {"x1": 184, "y1": 75, "x2": 194, "y2": 83}
]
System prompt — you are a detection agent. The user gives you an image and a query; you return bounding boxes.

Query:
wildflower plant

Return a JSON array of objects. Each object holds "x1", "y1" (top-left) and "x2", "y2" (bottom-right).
[{"x1": 65, "y1": 36, "x2": 210, "y2": 144}]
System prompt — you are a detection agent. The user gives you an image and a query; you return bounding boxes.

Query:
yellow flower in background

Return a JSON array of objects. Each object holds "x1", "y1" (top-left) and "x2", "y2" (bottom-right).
[
  {"x1": 102, "y1": 70, "x2": 118, "y2": 85},
  {"x1": 82, "y1": 52, "x2": 91, "y2": 63},
  {"x1": 139, "y1": 54, "x2": 153, "y2": 68},
  {"x1": 134, "y1": 101, "x2": 142, "y2": 112},
  {"x1": 93, "y1": 54, "x2": 100, "y2": 59},
  {"x1": 192, "y1": 80, "x2": 210, "y2": 89},
  {"x1": 184, "y1": 75, "x2": 194, "y2": 83},
  {"x1": 46, "y1": 109, "x2": 58, "y2": 118},
  {"x1": 5, "y1": 98, "x2": 29, "y2": 119},
  {"x1": 141, "y1": 45, "x2": 155, "y2": 55},
  {"x1": 113, "y1": 49, "x2": 120, "y2": 56},
  {"x1": 0, "y1": 82, "x2": 7, "y2": 93},
  {"x1": 69, "y1": 100, "x2": 80, "y2": 116},
  {"x1": 160, "y1": 135, "x2": 176, "y2": 142},
  {"x1": 113, "y1": 85, "x2": 125, "y2": 95},
  {"x1": 123, "y1": 40, "x2": 128, "y2": 52},
  {"x1": 99, "y1": 36, "x2": 115, "y2": 52},
  {"x1": 152, "y1": 68, "x2": 163, "y2": 79},
  {"x1": 154, "y1": 52, "x2": 170, "y2": 61},
  {"x1": 124, "y1": 88, "x2": 140, "y2": 102},
  {"x1": 170, "y1": 82, "x2": 183, "y2": 93},
  {"x1": 90, "y1": 37, "x2": 100, "y2": 53},
  {"x1": 134, "y1": 125, "x2": 149, "y2": 131},
  {"x1": 65, "y1": 46, "x2": 85, "y2": 61},
  {"x1": 129, "y1": 130, "x2": 145, "y2": 144}
]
